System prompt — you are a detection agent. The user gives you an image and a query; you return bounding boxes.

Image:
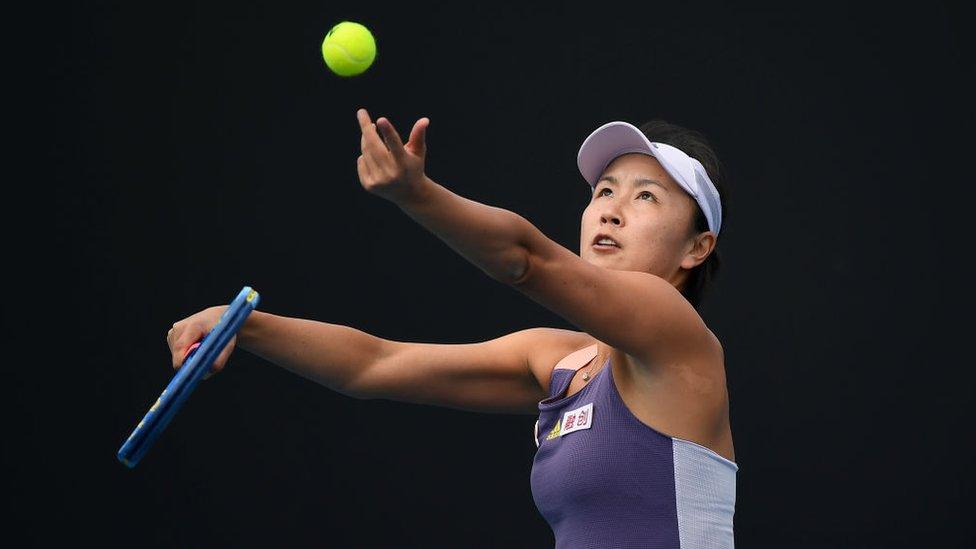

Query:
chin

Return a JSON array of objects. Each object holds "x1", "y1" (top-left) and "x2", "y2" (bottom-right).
[{"x1": 583, "y1": 251, "x2": 619, "y2": 266}]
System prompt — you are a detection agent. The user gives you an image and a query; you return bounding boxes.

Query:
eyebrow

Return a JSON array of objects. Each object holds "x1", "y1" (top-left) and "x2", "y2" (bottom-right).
[{"x1": 595, "y1": 175, "x2": 669, "y2": 193}]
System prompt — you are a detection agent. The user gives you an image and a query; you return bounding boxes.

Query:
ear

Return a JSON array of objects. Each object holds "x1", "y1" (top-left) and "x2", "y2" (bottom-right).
[{"x1": 679, "y1": 231, "x2": 716, "y2": 270}]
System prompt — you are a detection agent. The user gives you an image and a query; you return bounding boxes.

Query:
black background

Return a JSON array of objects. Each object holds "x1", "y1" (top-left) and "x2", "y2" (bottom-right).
[{"x1": 9, "y1": 1, "x2": 974, "y2": 547}]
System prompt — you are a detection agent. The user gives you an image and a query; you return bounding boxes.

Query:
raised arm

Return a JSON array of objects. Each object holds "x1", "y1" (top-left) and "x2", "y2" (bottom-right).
[{"x1": 358, "y1": 109, "x2": 715, "y2": 369}]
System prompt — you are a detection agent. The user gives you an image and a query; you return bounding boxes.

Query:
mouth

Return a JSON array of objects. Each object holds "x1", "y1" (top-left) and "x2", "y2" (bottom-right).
[{"x1": 592, "y1": 234, "x2": 621, "y2": 251}]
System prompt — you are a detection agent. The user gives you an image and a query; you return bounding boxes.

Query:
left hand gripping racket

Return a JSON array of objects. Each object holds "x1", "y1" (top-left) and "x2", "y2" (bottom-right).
[{"x1": 117, "y1": 286, "x2": 261, "y2": 468}]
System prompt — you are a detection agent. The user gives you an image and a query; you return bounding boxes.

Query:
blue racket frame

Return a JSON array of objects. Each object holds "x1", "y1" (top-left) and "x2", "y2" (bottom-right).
[{"x1": 117, "y1": 286, "x2": 260, "y2": 468}]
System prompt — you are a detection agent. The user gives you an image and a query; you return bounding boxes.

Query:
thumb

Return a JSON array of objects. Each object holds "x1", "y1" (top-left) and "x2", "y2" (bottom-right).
[{"x1": 405, "y1": 117, "x2": 429, "y2": 157}]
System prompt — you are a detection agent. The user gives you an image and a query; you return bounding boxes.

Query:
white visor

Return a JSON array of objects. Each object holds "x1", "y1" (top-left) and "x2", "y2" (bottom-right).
[{"x1": 577, "y1": 121, "x2": 722, "y2": 237}]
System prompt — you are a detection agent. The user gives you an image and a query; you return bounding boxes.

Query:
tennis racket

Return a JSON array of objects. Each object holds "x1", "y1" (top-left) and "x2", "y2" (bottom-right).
[{"x1": 117, "y1": 286, "x2": 260, "y2": 468}]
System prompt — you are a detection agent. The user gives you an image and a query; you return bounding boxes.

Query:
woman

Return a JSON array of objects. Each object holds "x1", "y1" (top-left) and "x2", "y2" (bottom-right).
[{"x1": 167, "y1": 109, "x2": 736, "y2": 547}]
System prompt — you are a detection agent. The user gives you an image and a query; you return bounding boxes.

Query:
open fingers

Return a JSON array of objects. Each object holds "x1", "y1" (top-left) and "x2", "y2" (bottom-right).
[
  {"x1": 360, "y1": 132, "x2": 382, "y2": 175},
  {"x1": 376, "y1": 117, "x2": 406, "y2": 161},
  {"x1": 357, "y1": 154, "x2": 373, "y2": 182},
  {"x1": 356, "y1": 107, "x2": 375, "y2": 133},
  {"x1": 357, "y1": 109, "x2": 390, "y2": 164},
  {"x1": 405, "y1": 117, "x2": 429, "y2": 158}
]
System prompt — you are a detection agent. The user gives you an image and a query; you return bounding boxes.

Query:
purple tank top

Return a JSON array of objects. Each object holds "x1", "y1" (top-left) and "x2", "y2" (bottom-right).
[{"x1": 530, "y1": 344, "x2": 738, "y2": 548}]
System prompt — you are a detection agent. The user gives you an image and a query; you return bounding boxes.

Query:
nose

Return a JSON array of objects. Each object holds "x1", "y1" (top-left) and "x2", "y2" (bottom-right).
[{"x1": 600, "y1": 207, "x2": 622, "y2": 226}]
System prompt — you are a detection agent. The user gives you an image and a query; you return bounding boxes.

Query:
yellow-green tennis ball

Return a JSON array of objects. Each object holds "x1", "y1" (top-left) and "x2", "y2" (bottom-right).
[{"x1": 321, "y1": 21, "x2": 376, "y2": 77}]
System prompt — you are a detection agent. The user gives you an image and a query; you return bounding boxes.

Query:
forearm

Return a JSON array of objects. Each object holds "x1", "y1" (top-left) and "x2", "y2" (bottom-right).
[
  {"x1": 237, "y1": 310, "x2": 390, "y2": 396},
  {"x1": 395, "y1": 175, "x2": 531, "y2": 283}
]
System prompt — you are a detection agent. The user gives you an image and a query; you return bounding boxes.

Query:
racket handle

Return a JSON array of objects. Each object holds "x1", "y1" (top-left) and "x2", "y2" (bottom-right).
[{"x1": 183, "y1": 342, "x2": 202, "y2": 362}]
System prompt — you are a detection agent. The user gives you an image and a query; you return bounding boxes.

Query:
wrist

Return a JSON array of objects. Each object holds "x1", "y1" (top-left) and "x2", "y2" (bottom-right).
[
  {"x1": 237, "y1": 309, "x2": 267, "y2": 351},
  {"x1": 393, "y1": 174, "x2": 436, "y2": 210}
]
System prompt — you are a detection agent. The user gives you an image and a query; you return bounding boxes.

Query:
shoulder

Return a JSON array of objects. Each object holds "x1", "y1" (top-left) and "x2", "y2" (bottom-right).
[
  {"x1": 607, "y1": 317, "x2": 724, "y2": 400},
  {"x1": 511, "y1": 239, "x2": 715, "y2": 370},
  {"x1": 521, "y1": 328, "x2": 594, "y2": 394},
  {"x1": 643, "y1": 312, "x2": 724, "y2": 369},
  {"x1": 636, "y1": 323, "x2": 727, "y2": 403}
]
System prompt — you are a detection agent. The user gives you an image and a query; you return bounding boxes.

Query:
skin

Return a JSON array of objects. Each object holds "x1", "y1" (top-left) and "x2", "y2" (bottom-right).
[
  {"x1": 579, "y1": 152, "x2": 716, "y2": 289},
  {"x1": 356, "y1": 111, "x2": 734, "y2": 460},
  {"x1": 167, "y1": 110, "x2": 735, "y2": 461},
  {"x1": 562, "y1": 152, "x2": 734, "y2": 461}
]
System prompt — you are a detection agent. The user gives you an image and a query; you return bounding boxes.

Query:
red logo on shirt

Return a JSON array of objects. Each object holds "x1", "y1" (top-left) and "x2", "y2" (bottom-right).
[{"x1": 576, "y1": 408, "x2": 589, "y2": 427}]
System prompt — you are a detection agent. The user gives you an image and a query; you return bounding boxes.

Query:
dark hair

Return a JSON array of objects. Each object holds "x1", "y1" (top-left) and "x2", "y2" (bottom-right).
[{"x1": 637, "y1": 119, "x2": 729, "y2": 310}]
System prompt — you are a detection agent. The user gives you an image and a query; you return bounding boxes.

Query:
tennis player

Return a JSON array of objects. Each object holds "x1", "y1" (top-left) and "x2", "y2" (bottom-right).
[{"x1": 168, "y1": 108, "x2": 736, "y2": 547}]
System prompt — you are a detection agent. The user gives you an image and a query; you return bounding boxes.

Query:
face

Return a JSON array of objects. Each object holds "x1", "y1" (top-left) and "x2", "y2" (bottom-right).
[{"x1": 579, "y1": 153, "x2": 715, "y2": 288}]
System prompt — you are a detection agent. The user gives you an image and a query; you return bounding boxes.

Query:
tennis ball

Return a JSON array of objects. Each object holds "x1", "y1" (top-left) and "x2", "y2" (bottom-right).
[{"x1": 321, "y1": 21, "x2": 376, "y2": 77}]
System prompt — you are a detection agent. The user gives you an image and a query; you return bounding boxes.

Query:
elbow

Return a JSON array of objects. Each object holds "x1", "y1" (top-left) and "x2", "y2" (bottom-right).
[
  {"x1": 332, "y1": 381, "x2": 368, "y2": 400},
  {"x1": 336, "y1": 364, "x2": 382, "y2": 401},
  {"x1": 496, "y1": 215, "x2": 536, "y2": 285},
  {"x1": 336, "y1": 376, "x2": 386, "y2": 401},
  {"x1": 498, "y1": 247, "x2": 532, "y2": 286}
]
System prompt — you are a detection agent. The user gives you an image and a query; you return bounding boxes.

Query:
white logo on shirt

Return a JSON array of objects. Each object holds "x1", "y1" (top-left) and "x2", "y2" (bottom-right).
[{"x1": 559, "y1": 402, "x2": 593, "y2": 437}]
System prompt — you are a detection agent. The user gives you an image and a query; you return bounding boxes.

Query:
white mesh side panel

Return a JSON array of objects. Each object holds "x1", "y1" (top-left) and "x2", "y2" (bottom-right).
[{"x1": 672, "y1": 438, "x2": 738, "y2": 548}]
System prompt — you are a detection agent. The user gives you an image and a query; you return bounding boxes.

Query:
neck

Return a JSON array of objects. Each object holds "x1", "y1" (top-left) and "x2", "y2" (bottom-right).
[{"x1": 668, "y1": 267, "x2": 691, "y2": 296}]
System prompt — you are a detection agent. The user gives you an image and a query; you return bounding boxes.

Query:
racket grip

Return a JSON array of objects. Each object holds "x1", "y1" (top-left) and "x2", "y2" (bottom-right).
[{"x1": 183, "y1": 342, "x2": 202, "y2": 362}]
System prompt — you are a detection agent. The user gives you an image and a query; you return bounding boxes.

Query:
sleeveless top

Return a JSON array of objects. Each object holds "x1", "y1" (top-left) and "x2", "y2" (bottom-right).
[{"x1": 529, "y1": 344, "x2": 738, "y2": 548}]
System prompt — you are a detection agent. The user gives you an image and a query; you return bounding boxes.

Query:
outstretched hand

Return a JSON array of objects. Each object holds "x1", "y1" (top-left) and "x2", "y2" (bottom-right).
[{"x1": 356, "y1": 108, "x2": 430, "y2": 204}]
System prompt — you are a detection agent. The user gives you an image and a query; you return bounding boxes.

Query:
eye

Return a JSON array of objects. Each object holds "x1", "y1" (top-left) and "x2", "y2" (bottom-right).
[
  {"x1": 597, "y1": 187, "x2": 611, "y2": 197},
  {"x1": 638, "y1": 191, "x2": 656, "y2": 201}
]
